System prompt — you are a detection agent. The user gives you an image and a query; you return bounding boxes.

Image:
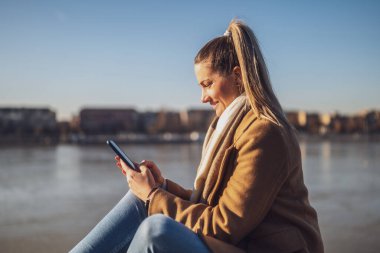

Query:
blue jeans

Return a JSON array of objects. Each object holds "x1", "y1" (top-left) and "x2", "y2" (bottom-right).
[{"x1": 70, "y1": 191, "x2": 211, "y2": 253}]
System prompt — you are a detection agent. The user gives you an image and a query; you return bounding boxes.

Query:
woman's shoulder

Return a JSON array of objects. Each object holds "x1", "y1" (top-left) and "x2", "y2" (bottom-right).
[
  {"x1": 234, "y1": 110, "x2": 301, "y2": 163},
  {"x1": 234, "y1": 110, "x2": 289, "y2": 145}
]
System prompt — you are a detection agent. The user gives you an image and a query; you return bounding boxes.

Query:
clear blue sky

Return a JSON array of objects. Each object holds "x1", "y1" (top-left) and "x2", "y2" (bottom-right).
[{"x1": 1, "y1": 0, "x2": 379, "y2": 121}]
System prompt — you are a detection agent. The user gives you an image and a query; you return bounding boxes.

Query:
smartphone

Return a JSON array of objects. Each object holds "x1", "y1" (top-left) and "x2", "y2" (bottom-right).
[{"x1": 106, "y1": 140, "x2": 140, "y2": 172}]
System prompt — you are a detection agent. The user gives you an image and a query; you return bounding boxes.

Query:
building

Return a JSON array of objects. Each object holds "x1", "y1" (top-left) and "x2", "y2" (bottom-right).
[
  {"x1": 0, "y1": 107, "x2": 58, "y2": 144},
  {"x1": 183, "y1": 109, "x2": 215, "y2": 133},
  {"x1": 79, "y1": 108, "x2": 139, "y2": 135},
  {"x1": 138, "y1": 111, "x2": 160, "y2": 134},
  {"x1": 286, "y1": 111, "x2": 307, "y2": 130},
  {"x1": 360, "y1": 110, "x2": 380, "y2": 134},
  {"x1": 319, "y1": 113, "x2": 332, "y2": 135},
  {"x1": 154, "y1": 110, "x2": 184, "y2": 133}
]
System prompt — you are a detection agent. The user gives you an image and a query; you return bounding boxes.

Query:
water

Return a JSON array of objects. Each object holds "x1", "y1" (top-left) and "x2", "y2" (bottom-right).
[{"x1": 0, "y1": 141, "x2": 379, "y2": 253}]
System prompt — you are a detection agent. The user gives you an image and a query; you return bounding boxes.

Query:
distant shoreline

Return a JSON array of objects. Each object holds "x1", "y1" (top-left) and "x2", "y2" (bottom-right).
[
  {"x1": 1, "y1": 133, "x2": 380, "y2": 147},
  {"x1": 297, "y1": 133, "x2": 380, "y2": 142}
]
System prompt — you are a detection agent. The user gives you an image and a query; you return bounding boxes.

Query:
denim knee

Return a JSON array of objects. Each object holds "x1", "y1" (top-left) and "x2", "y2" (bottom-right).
[
  {"x1": 128, "y1": 214, "x2": 211, "y2": 253},
  {"x1": 137, "y1": 214, "x2": 172, "y2": 242}
]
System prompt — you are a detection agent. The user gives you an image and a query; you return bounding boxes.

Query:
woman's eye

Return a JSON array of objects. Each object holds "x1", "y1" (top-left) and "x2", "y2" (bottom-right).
[{"x1": 200, "y1": 80, "x2": 213, "y2": 88}]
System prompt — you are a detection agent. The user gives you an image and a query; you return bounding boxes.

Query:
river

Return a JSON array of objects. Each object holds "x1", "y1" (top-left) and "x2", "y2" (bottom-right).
[{"x1": 0, "y1": 140, "x2": 379, "y2": 252}]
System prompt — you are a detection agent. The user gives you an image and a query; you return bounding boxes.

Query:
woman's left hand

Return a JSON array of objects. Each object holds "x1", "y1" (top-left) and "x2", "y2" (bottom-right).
[{"x1": 116, "y1": 157, "x2": 156, "y2": 201}]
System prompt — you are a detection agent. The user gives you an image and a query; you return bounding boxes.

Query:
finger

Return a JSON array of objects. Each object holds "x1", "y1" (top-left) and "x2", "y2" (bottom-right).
[
  {"x1": 117, "y1": 162, "x2": 126, "y2": 175},
  {"x1": 140, "y1": 160, "x2": 154, "y2": 167},
  {"x1": 125, "y1": 167, "x2": 134, "y2": 178},
  {"x1": 116, "y1": 160, "x2": 125, "y2": 170},
  {"x1": 139, "y1": 165, "x2": 149, "y2": 174},
  {"x1": 140, "y1": 160, "x2": 159, "y2": 172},
  {"x1": 115, "y1": 156, "x2": 120, "y2": 161},
  {"x1": 125, "y1": 165, "x2": 139, "y2": 180},
  {"x1": 140, "y1": 165, "x2": 156, "y2": 184},
  {"x1": 139, "y1": 165, "x2": 152, "y2": 179},
  {"x1": 120, "y1": 160, "x2": 138, "y2": 175}
]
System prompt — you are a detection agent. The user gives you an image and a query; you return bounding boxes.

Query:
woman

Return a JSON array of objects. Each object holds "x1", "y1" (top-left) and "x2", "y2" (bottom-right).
[{"x1": 70, "y1": 19, "x2": 324, "y2": 253}]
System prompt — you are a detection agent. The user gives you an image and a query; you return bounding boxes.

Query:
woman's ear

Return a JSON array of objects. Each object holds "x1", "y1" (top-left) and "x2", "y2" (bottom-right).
[{"x1": 233, "y1": 66, "x2": 242, "y2": 84}]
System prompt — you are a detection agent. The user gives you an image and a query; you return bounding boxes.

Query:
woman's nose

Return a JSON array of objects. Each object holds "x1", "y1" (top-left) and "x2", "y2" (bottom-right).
[{"x1": 201, "y1": 90, "x2": 210, "y2": 103}]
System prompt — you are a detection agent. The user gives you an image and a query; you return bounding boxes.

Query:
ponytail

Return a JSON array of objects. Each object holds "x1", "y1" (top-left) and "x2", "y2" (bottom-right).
[{"x1": 195, "y1": 19, "x2": 292, "y2": 130}]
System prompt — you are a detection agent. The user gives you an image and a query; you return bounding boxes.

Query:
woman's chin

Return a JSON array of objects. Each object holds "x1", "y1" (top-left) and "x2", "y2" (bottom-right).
[{"x1": 215, "y1": 107, "x2": 224, "y2": 117}]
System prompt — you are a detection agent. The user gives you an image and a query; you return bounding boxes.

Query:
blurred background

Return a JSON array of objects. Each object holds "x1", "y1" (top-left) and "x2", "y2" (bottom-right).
[{"x1": 0, "y1": 0, "x2": 379, "y2": 252}]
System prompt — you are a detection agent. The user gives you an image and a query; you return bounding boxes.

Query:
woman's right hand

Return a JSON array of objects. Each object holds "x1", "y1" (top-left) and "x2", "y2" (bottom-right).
[{"x1": 139, "y1": 160, "x2": 165, "y2": 188}]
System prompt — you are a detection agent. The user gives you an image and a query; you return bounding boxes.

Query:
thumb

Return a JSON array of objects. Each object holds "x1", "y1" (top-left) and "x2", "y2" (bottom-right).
[
  {"x1": 140, "y1": 160, "x2": 157, "y2": 170},
  {"x1": 140, "y1": 165, "x2": 155, "y2": 184},
  {"x1": 139, "y1": 165, "x2": 148, "y2": 174}
]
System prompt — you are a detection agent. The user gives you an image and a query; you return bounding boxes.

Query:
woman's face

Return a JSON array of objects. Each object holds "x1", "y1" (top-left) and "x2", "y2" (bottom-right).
[{"x1": 194, "y1": 62, "x2": 241, "y2": 117}]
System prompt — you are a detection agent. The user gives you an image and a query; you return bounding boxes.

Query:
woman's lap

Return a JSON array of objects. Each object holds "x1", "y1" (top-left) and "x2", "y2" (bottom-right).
[
  {"x1": 70, "y1": 191, "x2": 210, "y2": 253},
  {"x1": 128, "y1": 214, "x2": 211, "y2": 253}
]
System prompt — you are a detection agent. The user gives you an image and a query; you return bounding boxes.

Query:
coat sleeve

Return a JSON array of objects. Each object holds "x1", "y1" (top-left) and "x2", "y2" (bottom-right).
[
  {"x1": 165, "y1": 179, "x2": 193, "y2": 200},
  {"x1": 148, "y1": 121, "x2": 290, "y2": 244}
]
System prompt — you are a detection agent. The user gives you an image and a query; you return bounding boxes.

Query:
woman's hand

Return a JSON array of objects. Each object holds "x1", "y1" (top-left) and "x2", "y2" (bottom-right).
[
  {"x1": 115, "y1": 156, "x2": 157, "y2": 201},
  {"x1": 139, "y1": 160, "x2": 165, "y2": 188}
]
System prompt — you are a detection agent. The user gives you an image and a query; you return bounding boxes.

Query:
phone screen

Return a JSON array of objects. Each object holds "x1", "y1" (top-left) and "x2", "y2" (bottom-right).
[{"x1": 106, "y1": 140, "x2": 139, "y2": 172}]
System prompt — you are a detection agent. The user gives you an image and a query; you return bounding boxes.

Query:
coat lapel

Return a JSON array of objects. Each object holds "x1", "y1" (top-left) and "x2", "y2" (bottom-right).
[{"x1": 201, "y1": 107, "x2": 249, "y2": 203}]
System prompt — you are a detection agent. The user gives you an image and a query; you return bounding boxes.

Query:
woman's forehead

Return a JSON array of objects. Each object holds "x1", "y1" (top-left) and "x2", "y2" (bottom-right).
[{"x1": 194, "y1": 62, "x2": 213, "y2": 75}]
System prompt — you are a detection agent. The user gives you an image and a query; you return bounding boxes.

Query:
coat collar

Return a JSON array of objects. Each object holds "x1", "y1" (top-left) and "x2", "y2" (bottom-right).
[{"x1": 207, "y1": 107, "x2": 257, "y2": 147}]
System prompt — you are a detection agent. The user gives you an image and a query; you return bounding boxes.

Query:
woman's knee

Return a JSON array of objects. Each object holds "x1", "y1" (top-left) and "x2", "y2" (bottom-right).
[
  {"x1": 129, "y1": 214, "x2": 210, "y2": 253},
  {"x1": 136, "y1": 214, "x2": 173, "y2": 242}
]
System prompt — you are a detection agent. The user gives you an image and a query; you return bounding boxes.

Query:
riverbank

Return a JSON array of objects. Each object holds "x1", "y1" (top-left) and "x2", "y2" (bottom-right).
[
  {"x1": 1, "y1": 132, "x2": 380, "y2": 146},
  {"x1": 297, "y1": 133, "x2": 380, "y2": 142}
]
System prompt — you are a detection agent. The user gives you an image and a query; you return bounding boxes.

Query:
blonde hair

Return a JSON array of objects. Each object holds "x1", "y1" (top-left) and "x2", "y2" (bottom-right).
[{"x1": 195, "y1": 19, "x2": 292, "y2": 130}]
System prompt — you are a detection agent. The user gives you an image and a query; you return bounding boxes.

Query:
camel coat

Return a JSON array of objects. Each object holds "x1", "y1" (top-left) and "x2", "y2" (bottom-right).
[{"x1": 148, "y1": 109, "x2": 324, "y2": 253}]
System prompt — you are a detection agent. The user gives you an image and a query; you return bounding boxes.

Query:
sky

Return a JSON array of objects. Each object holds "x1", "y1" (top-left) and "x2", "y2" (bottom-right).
[{"x1": 0, "y1": 0, "x2": 379, "y2": 121}]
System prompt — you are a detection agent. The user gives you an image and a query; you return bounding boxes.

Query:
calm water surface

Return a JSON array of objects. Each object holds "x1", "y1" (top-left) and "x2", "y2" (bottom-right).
[{"x1": 0, "y1": 141, "x2": 379, "y2": 252}]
